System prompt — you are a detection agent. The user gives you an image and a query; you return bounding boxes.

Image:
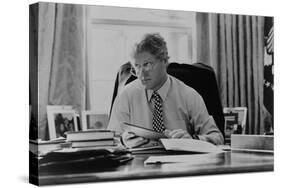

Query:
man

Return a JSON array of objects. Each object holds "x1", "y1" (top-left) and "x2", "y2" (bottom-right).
[{"x1": 108, "y1": 33, "x2": 224, "y2": 148}]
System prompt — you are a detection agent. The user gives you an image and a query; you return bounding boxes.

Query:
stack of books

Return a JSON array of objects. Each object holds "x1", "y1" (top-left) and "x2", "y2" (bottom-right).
[
  {"x1": 29, "y1": 138, "x2": 67, "y2": 156},
  {"x1": 66, "y1": 130, "x2": 115, "y2": 148}
]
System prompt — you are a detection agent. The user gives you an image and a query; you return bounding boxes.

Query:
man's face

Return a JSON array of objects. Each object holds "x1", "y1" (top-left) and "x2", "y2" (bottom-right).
[{"x1": 134, "y1": 51, "x2": 167, "y2": 90}]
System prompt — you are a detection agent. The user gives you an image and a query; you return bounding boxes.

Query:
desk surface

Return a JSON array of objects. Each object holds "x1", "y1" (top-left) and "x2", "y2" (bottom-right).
[{"x1": 34, "y1": 150, "x2": 274, "y2": 185}]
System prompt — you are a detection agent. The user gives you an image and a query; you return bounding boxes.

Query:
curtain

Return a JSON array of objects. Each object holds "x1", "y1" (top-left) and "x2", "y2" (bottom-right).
[
  {"x1": 196, "y1": 13, "x2": 267, "y2": 134},
  {"x1": 30, "y1": 4, "x2": 40, "y2": 140},
  {"x1": 36, "y1": 3, "x2": 87, "y2": 140},
  {"x1": 263, "y1": 18, "x2": 274, "y2": 133}
]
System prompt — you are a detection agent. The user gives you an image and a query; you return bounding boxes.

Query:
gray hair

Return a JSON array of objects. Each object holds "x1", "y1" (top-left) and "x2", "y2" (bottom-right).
[{"x1": 133, "y1": 33, "x2": 169, "y2": 63}]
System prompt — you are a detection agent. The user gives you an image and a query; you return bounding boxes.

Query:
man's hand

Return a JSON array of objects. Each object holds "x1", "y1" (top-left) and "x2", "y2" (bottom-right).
[
  {"x1": 164, "y1": 129, "x2": 193, "y2": 139},
  {"x1": 121, "y1": 131, "x2": 149, "y2": 148}
]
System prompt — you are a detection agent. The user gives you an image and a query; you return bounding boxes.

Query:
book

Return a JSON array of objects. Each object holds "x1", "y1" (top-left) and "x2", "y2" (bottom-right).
[
  {"x1": 29, "y1": 138, "x2": 66, "y2": 156},
  {"x1": 71, "y1": 139, "x2": 116, "y2": 148},
  {"x1": 66, "y1": 129, "x2": 114, "y2": 141},
  {"x1": 128, "y1": 140, "x2": 165, "y2": 154}
]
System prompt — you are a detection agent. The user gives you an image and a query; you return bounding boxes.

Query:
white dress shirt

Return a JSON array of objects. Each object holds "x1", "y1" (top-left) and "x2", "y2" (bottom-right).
[{"x1": 107, "y1": 75, "x2": 224, "y2": 145}]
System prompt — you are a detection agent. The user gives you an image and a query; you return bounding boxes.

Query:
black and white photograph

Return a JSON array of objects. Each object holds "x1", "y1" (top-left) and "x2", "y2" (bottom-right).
[
  {"x1": 81, "y1": 111, "x2": 109, "y2": 130},
  {"x1": 224, "y1": 112, "x2": 239, "y2": 145},
  {"x1": 224, "y1": 107, "x2": 248, "y2": 132},
  {"x1": 28, "y1": 1, "x2": 275, "y2": 187},
  {"x1": 54, "y1": 112, "x2": 75, "y2": 137},
  {"x1": 46, "y1": 105, "x2": 78, "y2": 139}
]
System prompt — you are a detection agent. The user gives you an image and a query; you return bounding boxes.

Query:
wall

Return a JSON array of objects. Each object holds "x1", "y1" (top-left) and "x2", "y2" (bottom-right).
[{"x1": 86, "y1": 5, "x2": 196, "y2": 113}]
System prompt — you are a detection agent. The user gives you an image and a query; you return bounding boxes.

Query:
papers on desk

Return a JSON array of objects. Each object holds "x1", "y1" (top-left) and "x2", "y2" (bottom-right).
[
  {"x1": 160, "y1": 139, "x2": 223, "y2": 153},
  {"x1": 144, "y1": 139, "x2": 224, "y2": 164}
]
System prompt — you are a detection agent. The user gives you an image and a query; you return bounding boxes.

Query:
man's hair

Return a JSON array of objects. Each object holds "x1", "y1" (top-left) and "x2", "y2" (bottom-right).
[{"x1": 134, "y1": 33, "x2": 169, "y2": 63}]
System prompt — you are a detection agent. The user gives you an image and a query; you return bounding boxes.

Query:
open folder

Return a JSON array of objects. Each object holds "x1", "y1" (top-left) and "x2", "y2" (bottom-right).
[{"x1": 122, "y1": 122, "x2": 166, "y2": 140}]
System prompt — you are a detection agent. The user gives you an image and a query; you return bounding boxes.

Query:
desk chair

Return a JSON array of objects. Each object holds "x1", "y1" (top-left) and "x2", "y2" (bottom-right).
[{"x1": 109, "y1": 62, "x2": 225, "y2": 137}]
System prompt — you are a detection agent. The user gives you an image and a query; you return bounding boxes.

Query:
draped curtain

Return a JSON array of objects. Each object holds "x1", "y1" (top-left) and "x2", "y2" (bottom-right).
[
  {"x1": 36, "y1": 3, "x2": 87, "y2": 140},
  {"x1": 196, "y1": 13, "x2": 268, "y2": 134}
]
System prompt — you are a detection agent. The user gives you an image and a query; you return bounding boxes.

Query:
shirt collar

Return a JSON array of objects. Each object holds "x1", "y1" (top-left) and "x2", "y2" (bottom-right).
[{"x1": 147, "y1": 76, "x2": 170, "y2": 102}]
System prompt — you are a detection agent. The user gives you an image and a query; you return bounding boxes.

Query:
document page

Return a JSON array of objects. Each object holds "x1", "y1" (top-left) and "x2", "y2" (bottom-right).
[
  {"x1": 144, "y1": 139, "x2": 225, "y2": 164},
  {"x1": 160, "y1": 139, "x2": 223, "y2": 153}
]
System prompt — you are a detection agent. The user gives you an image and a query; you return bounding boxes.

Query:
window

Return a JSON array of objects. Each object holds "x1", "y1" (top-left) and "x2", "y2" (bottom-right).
[{"x1": 86, "y1": 6, "x2": 196, "y2": 114}]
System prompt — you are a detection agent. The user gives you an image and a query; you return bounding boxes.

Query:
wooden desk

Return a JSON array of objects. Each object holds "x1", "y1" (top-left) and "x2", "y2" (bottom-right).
[{"x1": 34, "y1": 150, "x2": 273, "y2": 185}]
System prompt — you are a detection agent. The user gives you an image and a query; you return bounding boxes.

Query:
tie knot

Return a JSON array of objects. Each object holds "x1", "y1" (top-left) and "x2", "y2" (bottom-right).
[{"x1": 152, "y1": 91, "x2": 161, "y2": 102}]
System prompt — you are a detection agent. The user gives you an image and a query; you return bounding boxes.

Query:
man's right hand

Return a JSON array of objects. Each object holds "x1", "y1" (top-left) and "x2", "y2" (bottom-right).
[{"x1": 121, "y1": 131, "x2": 149, "y2": 148}]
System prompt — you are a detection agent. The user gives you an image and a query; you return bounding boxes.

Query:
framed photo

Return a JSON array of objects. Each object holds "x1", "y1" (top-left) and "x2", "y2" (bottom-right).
[
  {"x1": 223, "y1": 107, "x2": 247, "y2": 132},
  {"x1": 47, "y1": 105, "x2": 79, "y2": 139},
  {"x1": 223, "y1": 107, "x2": 247, "y2": 145},
  {"x1": 224, "y1": 112, "x2": 239, "y2": 145},
  {"x1": 81, "y1": 110, "x2": 109, "y2": 130}
]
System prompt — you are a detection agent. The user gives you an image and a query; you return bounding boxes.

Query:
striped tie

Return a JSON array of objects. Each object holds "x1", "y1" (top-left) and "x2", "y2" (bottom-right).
[{"x1": 152, "y1": 91, "x2": 165, "y2": 132}]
